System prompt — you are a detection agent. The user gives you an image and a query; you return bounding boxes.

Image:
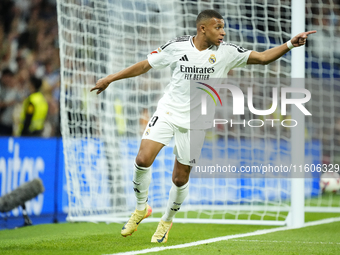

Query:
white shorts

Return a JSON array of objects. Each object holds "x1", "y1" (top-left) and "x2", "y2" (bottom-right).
[{"x1": 142, "y1": 111, "x2": 205, "y2": 166}]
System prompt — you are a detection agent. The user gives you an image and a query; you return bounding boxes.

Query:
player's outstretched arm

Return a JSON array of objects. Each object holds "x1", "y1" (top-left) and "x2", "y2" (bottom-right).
[
  {"x1": 247, "y1": 30, "x2": 317, "y2": 65},
  {"x1": 90, "y1": 59, "x2": 152, "y2": 94}
]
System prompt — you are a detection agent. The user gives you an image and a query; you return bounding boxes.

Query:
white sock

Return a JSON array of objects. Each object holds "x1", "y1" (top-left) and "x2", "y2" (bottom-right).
[
  {"x1": 133, "y1": 162, "x2": 151, "y2": 211},
  {"x1": 161, "y1": 182, "x2": 189, "y2": 222}
]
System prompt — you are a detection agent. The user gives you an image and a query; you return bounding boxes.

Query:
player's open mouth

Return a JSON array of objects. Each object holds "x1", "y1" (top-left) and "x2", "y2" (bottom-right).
[{"x1": 218, "y1": 39, "x2": 223, "y2": 43}]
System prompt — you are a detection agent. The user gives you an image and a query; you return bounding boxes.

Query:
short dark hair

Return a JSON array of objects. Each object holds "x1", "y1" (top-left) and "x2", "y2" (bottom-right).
[
  {"x1": 30, "y1": 76, "x2": 42, "y2": 91},
  {"x1": 196, "y1": 10, "x2": 223, "y2": 25}
]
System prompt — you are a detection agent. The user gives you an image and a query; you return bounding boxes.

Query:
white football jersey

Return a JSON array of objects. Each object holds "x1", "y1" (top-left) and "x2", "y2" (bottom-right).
[{"x1": 147, "y1": 35, "x2": 251, "y2": 129}]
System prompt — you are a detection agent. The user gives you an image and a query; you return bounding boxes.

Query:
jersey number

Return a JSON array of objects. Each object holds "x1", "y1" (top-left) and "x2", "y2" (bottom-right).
[{"x1": 149, "y1": 116, "x2": 159, "y2": 127}]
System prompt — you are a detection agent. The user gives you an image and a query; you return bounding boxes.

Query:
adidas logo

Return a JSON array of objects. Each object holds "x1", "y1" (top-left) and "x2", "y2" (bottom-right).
[
  {"x1": 133, "y1": 181, "x2": 140, "y2": 186},
  {"x1": 170, "y1": 207, "x2": 180, "y2": 212},
  {"x1": 179, "y1": 55, "x2": 189, "y2": 61},
  {"x1": 133, "y1": 187, "x2": 140, "y2": 193},
  {"x1": 189, "y1": 159, "x2": 196, "y2": 164}
]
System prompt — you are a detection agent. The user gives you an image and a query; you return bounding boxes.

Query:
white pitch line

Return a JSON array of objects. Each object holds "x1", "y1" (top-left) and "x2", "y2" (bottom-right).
[
  {"x1": 231, "y1": 240, "x2": 340, "y2": 245},
  {"x1": 105, "y1": 217, "x2": 340, "y2": 255}
]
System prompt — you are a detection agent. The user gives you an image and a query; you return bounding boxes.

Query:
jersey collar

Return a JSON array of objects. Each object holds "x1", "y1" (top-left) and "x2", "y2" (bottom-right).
[{"x1": 190, "y1": 36, "x2": 214, "y2": 51}]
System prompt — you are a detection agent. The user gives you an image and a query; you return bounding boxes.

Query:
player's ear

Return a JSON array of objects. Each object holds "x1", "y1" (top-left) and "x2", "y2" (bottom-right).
[{"x1": 200, "y1": 24, "x2": 206, "y2": 34}]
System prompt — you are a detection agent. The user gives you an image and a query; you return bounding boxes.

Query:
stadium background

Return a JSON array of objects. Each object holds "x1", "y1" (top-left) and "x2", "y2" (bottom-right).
[{"x1": 0, "y1": 0, "x2": 340, "y2": 229}]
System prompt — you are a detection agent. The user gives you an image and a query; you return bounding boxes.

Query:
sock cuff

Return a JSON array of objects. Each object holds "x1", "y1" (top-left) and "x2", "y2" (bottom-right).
[
  {"x1": 172, "y1": 181, "x2": 189, "y2": 190},
  {"x1": 134, "y1": 161, "x2": 151, "y2": 171}
]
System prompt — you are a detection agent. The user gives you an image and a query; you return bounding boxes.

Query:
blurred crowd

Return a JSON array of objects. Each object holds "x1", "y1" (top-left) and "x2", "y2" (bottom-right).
[{"x1": 0, "y1": 0, "x2": 60, "y2": 137}]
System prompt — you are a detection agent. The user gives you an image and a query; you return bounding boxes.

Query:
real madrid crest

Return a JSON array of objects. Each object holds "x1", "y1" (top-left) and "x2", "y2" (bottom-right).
[
  {"x1": 209, "y1": 54, "x2": 216, "y2": 64},
  {"x1": 145, "y1": 128, "x2": 150, "y2": 136}
]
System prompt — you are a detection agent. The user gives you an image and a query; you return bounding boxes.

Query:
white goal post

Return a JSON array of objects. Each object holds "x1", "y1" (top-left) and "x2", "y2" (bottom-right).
[{"x1": 56, "y1": 0, "x2": 340, "y2": 225}]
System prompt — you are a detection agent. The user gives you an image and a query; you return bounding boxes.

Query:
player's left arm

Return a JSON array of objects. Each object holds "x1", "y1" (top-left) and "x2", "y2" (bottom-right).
[{"x1": 247, "y1": 31, "x2": 317, "y2": 65}]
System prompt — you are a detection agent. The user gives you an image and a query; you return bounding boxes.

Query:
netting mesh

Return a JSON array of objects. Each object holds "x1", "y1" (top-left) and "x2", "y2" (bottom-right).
[{"x1": 57, "y1": 0, "x2": 340, "y2": 222}]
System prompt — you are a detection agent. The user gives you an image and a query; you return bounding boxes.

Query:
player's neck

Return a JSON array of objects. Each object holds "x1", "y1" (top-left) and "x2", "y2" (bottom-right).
[{"x1": 192, "y1": 35, "x2": 211, "y2": 51}]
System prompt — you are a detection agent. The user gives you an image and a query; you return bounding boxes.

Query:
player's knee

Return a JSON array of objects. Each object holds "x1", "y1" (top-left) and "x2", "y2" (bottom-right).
[
  {"x1": 135, "y1": 155, "x2": 152, "y2": 168},
  {"x1": 172, "y1": 176, "x2": 188, "y2": 187}
]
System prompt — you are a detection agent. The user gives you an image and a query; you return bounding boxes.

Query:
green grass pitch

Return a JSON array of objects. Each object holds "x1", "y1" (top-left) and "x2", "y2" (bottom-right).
[{"x1": 1, "y1": 213, "x2": 340, "y2": 255}]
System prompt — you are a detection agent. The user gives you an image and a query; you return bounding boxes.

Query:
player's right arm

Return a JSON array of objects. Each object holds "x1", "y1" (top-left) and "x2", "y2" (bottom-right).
[{"x1": 90, "y1": 59, "x2": 152, "y2": 94}]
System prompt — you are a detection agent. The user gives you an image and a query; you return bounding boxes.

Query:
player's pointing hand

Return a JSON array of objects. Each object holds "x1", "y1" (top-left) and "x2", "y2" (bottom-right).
[
  {"x1": 90, "y1": 77, "x2": 110, "y2": 95},
  {"x1": 291, "y1": 30, "x2": 317, "y2": 47}
]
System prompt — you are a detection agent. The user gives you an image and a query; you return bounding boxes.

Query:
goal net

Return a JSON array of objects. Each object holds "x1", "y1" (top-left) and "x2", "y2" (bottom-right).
[{"x1": 56, "y1": 0, "x2": 340, "y2": 224}]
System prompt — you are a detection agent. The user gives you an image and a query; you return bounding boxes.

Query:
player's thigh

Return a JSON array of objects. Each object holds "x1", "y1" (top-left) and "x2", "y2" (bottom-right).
[
  {"x1": 136, "y1": 139, "x2": 164, "y2": 167},
  {"x1": 173, "y1": 128, "x2": 206, "y2": 167},
  {"x1": 136, "y1": 113, "x2": 174, "y2": 167}
]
